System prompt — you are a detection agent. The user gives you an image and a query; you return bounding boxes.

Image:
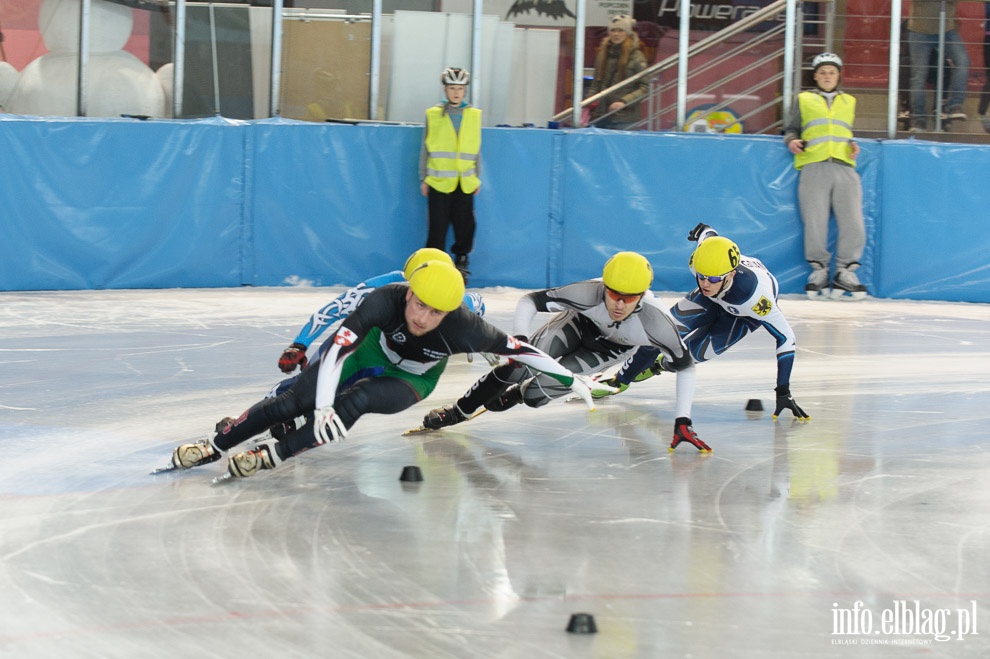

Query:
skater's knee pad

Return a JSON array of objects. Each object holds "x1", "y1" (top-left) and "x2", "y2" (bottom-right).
[{"x1": 664, "y1": 353, "x2": 694, "y2": 373}]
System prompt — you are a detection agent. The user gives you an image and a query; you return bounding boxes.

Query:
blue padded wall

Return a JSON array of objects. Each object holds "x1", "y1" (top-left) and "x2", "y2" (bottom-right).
[
  {"x1": 0, "y1": 115, "x2": 986, "y2": 303},
  {"x1": 0, "y1": 116, "x2": 247, "y2": 289}
]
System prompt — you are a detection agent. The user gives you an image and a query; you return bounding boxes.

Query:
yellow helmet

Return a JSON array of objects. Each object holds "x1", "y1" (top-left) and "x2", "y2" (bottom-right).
[
  {"x1": 602, "y1": 251, "x2": 653, "y2": 295},
  {"x1": 407, "y1": 261, "x2": 465, "y2": 312},
  {"x1": 403, "y1": 248, "x2": 453, "y2": 280},
  {"x1": 690, "y1": 237, "x2": 741, "y2": 278}
]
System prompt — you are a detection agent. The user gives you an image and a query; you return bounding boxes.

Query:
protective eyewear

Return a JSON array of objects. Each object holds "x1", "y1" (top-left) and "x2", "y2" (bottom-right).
[
  {"x1": 605, "y1": 288, "x2": 643, "y2": 304},
  {"x1": 696, "y1": 273, "x2": 729, "y2": 284}
]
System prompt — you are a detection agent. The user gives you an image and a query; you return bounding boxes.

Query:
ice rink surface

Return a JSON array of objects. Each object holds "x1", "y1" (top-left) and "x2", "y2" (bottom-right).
[{"x1": 1, "y1": 286, "x2": 988, "y2": 658}]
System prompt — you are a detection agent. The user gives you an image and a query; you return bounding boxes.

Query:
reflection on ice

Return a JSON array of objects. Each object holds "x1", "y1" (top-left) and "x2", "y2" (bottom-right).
[{"x1": 0, "y1": 288, "x2": 988, "y2": 656}]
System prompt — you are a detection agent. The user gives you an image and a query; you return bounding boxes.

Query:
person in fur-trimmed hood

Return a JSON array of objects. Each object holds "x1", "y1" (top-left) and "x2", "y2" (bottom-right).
[{"x1": 585, "y1": 14, "x2": 649, "y2": 129}]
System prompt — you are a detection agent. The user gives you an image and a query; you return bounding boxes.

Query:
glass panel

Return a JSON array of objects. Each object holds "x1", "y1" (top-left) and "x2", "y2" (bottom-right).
[
  {"x1": 0, "y1": 0, "x2": 51, "y2": 114},
  {"x1": 279, "y1": 9, "x2": 370, "y2": 122},
  {"x1": 277, "y1": 1, "x2": 435, "y2": 123},
  {"x1": 1, "y1": 0, "x2": 170, "y2": 118}
]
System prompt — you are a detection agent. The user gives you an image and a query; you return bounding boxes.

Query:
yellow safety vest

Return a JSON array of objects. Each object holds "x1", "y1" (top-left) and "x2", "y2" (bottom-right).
[
  {"x1": 424, "y1": 106, "x2": 482, "y2": 193},
  {"x1": 794, "y1": 91, "x2": 856, "y2": 170}
]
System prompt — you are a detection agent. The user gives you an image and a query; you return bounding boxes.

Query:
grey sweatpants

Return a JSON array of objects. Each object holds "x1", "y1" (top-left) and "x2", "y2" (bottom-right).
[{"x1": 797, "y1": 160, "x2": 865, "y2": 270}]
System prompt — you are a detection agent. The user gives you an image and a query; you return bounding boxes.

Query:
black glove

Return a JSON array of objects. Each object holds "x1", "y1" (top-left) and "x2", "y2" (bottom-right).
[
  {"x1": 278, "y1": 342, "x2": 309, "y2": 373},
  {"x1": 773, "y1": 385, "x2": 809, "y2": 421},
  {"x1": 687, "y1": 222, "x2": 715, "y2": 242}
]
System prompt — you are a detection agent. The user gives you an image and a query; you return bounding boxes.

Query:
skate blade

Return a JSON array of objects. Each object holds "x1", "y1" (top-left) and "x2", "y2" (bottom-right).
[
  {"x1": 829, "y1": 289, "x2": 867, "y2": 301},
  {"x1": 211, "y1": 472, "x2": 235, "y2": 485},
  {"x1": 403, "y1": 409, "x2": 486, "y2": 435},
  {"x1": 150, "y1": 463, "x2": 180, "y2": 475}
]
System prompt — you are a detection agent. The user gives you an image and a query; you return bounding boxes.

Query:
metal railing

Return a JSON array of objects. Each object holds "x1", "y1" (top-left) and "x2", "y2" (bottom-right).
[{"x1": 551, "y1": 0, "x2": 797, "y2": 131}]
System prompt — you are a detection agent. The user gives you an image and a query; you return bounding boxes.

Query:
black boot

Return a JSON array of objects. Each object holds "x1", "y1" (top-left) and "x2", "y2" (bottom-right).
[
  {"x1": 454, "y1": 254, "x2": 470, "y2": 284},
  {"x1": 423, "y1": 404, "x2": 467, "y2": 430}
]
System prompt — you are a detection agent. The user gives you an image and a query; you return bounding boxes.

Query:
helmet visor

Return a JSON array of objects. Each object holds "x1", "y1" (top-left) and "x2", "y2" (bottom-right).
[{"x1": 605, "y1": 287, "x2": 643, "y2": 304}]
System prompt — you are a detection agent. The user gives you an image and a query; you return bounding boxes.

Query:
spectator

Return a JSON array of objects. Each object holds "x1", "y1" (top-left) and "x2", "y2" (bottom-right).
[
  {"x1": 783, "y1": 52, "x2": 868, "y2": 300},
  {"x1": 980, "y1": 2, "x2": 990, "y2": 133},
  {"x1": 897, "y1": 18, "x2": 954, "y2": 129},
  {"x1": 420, "y1": 67, "x2": 482, "y2": 283},
  {"x1": 585, "y1": 14, "x2": 649, "y2": 130},
  {"x1": 907, "y1": 0, "x2": 970, "y2": 131}
]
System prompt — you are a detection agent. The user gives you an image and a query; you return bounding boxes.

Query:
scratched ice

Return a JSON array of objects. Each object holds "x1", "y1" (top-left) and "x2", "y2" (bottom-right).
[{"x1": 1, "y1": 287, "x2": 987, "y2": 657}]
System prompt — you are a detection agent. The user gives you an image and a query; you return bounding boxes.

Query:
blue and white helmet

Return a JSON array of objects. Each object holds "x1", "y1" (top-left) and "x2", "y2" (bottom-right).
[{"x1": 464, "y1": 292, "x2": 486, "y2": 317}]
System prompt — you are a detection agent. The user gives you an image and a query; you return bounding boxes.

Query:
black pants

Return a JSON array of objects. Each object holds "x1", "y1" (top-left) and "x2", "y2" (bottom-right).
[
  {"x1": 979, "y1": 36, "x2": 990, "y2": 116},
  {"x1": 213, "y1": 363, "x2": 419, "y2": 460},
  {"x1": 426, "y1": 186, "x2": 475, "y2": 257},
  {"x1": 457, "y1": 311, "x2": 628, "y2": 412}
]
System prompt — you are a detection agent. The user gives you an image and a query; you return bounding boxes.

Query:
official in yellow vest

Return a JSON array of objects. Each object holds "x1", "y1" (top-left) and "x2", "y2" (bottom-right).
[
  {"x1": 783, "y1": 52, "x2": 868, "y2": 301},
  {"x1": 419, "y1": 67, "x2": 482, "y2": 283}
]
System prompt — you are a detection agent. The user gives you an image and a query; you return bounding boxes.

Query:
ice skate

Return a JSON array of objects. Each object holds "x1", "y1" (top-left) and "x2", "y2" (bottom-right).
[
  {"x1": 223, "y1": 442, "x2": 282, "y2": 480},
  {"x1": 830, "y1": 266, "x2": 867, "y2": 300},
  {"x1": 484, "y1": 384, "x2": 523, "y2": 412},
  {"x1": 669, "y1": 418, "x2": 712, "y2": 453},
  {"x1": 404, "y1": 406, "x2": 485, "y2": 435},
  {"x1": 590, "y1": 376, "x2": 628, "y2": 399},
  {"x1": 153, "y1": 435, "x2": 222, "y2": 474},
  {"x1": 634, "y1": 355, "x2": 667, "y2": 383},
  {"x1": 424, "y1": 403, "x2": 467, "y2": 429},
  {"x1": 804, "y1": 262, "x2": 830, "y2": 299}
]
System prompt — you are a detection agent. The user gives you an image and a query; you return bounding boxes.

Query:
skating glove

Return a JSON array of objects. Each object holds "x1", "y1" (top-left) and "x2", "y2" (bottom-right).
[
  {"x1": 687, "y1": 222, "x2": 718, "y2": 242},
  {"x1": 314, "y1": 406, "x2": 348, "y2": 444},
  {"x1": 278, "y1": 342, "x2": 309, "y2": 373},
  {"x1": 773, "y1": 385, "x2": 810, "y2": 421}
]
